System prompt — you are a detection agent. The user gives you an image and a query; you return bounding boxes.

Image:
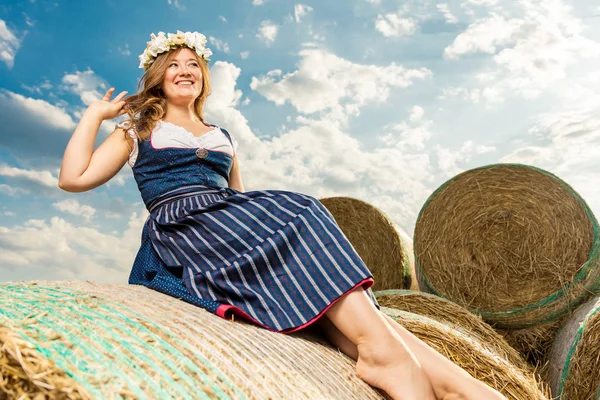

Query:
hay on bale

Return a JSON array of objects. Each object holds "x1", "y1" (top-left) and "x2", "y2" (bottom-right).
[
  {"x1": 414, "y1": 163, "x2": 600, "y2": 329},
  {"x1": 0, "y1": 326, "x2": 93, "y2": 400},
  {"x1": 496, "y1": 318, "x2": 564, "y2": 378},
  {"x1": 319, "y1": 196, "x2": 418, "y2": 291},
  {"x1": 382, "y1": 307, "x2": 549, "y2": 400},
  {"x1": 0, "y1": 281, "x2": 386, "y2": 400},
  {"x1": 548, "y1": 296, "x2": 600, "y2": 400},
  {"x1": 374, "y1": 289, "x2": 531, "y2": 371}
]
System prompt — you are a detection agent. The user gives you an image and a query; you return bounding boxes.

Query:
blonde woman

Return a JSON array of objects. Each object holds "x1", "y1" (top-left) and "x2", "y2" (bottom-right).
[{"x1": 59, "y1": 31, "x2": 506, "y2": 400}]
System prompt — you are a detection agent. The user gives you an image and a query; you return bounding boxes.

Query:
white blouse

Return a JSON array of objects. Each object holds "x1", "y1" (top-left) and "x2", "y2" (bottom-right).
[{"x1": 116, "y1": 120, "x2": 238, "y2": 167}]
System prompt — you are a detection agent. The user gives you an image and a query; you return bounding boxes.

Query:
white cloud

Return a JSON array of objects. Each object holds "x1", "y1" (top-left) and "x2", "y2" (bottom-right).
[
  {"x1": 52, "y1": 199, "x2": 96, "y2": 222},
  {"x1": 0, "y1": 212, "x2": 147, "y2": 283},
  {"x1": 24, "y1": 14, "x2": 35, "y2": 27},
  {"x1": 437, "y1": 3, "x2": 458, "y2": 24},
  {"x1": 435, "y1": 140, "x2": 497, "y2": 177},
  {"x1": 2, "y1": 211, "x2": 16, "y2": 217},
  {"x1": 240, "y1": 51, "x2": 250, "y2": 59},
  {"x1": 409, "y1": 105, "x2": 425, "y2": 121},
  {"x1": 206, "y1": 62, "x2": 244, "y2": 111},
  {"x1": 208, "y1": 62, "x2": 439, "y2": 229},
  {"x1": 0, "y1": 164, "x2": 59, "y2": 188},
  {"x1": 439, "y1": 86, "x2": 503, "y2": 104},
  {"x1": 501, "y1": 94, "x2": 600, "y2": 214},
  {"x1": 444, "y1": 13, "x2": 522, "y2": 59},
  {"x1": 118, "y1": 44, "x2": 130, "y2": 56},
  {"x1": 209, "y1": 36, "x2": 230, "y2": 53},
  {"x1": 219, "y1": 16, "x2": 227, "y2": 22},
  {"x1": 62, "y1": 69, "x2": 107, "y2": 106},
  {"x1": 294, "y1": 4, "x2": 313, "y2": 23},
  {"x1": 257, "y1": 20, "x2": 279, "y2": 45},
  {"x1": 0, "y1": 91, "x2": 75, "y2": 131},
  {"x1": 0, "y1": 90, "x2": 77, "y2": 160},
  {"x1": 444, "y1": 0, "x2": 600, "y2": 101},
  {"x1": 252, "y1": 0, "x2": 264, "y2": 5},
  {"x1": 0, "y1": 184, "x2": 29, "y2": 196},
  {"x1": 21, "y1": 79, "x2": 53, "y2": 95},
  {"x1": 365, "y1": 0, "x2": 381, "y2": 4},
  {"x1": 205, "y1": 61, "x2": 258, "y2": 150},
  {"x1": 0, "y1": 19, "x2": 21, "y2": 68},
  {"x1": 466, "y1": 0, "x2": 500, "y2": 5},
  {"x1": 250, "y1": 48, "x2": 431, "y2": 117},
  {"x1": 167, "y1": 0, "x2": 184, "y2": 10},
  {"x1": 375, "y1": 12, "x2": 417, "y2": 37}
]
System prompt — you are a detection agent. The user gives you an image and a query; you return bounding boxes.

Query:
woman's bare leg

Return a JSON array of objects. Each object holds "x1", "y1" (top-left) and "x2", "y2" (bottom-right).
[
  {"x1": 324, "y1": 287, "x2": 436, "y2": 400},
  {"x1": 321, "y1": 288, "x2": 506, "y2": 400},
  {"x1": 380, "y1": 313, "x2": 506, "y2": 400}
]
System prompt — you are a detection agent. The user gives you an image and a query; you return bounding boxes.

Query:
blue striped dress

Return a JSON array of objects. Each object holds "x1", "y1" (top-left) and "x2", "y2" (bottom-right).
[{"x1": 125, "y1": 121, "x2": 376, "y2": 333}]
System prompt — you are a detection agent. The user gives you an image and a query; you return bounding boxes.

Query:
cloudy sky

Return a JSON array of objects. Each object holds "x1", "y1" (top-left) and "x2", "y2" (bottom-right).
[{"x1": 1, "y1": 0, "x2": 599, "y2": 283}]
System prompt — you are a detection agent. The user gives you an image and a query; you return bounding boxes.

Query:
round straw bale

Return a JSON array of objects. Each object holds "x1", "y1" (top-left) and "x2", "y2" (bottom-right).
[
  {"x1": 0, "y1": 281, "x2": 385, "y2": 400},
  {"x1": 382, "y1": 307, "x2": 549, "y2": 400},
  {"x1": 375, "y1": 289, "x2": 529, "y2": 370},
  {"x1": 414, "y1": 163, "x2": 600, "y2": 328},
  {"x1": 548, "y1": 296, "x2": 600, "y2": 400},
  {"x1": 319, "y1": 196, "x2": 418, "y2": 290}
]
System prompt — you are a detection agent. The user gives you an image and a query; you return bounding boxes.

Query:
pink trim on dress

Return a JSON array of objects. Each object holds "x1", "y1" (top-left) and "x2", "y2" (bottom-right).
[{"x1": 216, "y1": 277, "x2": 375, "y2": 334}]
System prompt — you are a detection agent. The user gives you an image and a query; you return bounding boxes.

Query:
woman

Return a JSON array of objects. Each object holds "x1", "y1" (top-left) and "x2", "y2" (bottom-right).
[{"x1": 59, "y1": 31, "x2": 506, "y2": 400}]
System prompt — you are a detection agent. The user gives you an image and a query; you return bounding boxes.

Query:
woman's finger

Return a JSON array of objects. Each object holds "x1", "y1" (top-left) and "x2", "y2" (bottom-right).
[
  {"x1": 101, "y1": 87, "x2": 115, "y2": 101},
  {"x1": 111, "y1": 91, "x2": 128, "y2": 103},
  {"x1": 117, "y1": 101, "x2": 128, "y2": 116}
]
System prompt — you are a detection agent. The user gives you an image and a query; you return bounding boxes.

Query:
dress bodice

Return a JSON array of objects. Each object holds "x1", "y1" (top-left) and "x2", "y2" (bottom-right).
[{"x1": 121, "y1": 121, "x2": 235, "y2": 208}]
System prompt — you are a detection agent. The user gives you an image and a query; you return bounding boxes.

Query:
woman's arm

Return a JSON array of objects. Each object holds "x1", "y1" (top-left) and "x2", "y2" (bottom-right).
[
  {"x1": 59, "y1": 88, "x2": 131, "y2": 192},
  {"x1": 228, "y1": 154, "x2": 245, "y2": 192}
]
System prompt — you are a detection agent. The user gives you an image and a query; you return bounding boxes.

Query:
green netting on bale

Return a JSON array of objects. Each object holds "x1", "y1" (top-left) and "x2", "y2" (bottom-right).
[
  {"x1": 549, "y1": 297, "x2": 600, "y2": 400},
  {"x1": 0, "y1": 283, "x2": 244, "y2": 400}
]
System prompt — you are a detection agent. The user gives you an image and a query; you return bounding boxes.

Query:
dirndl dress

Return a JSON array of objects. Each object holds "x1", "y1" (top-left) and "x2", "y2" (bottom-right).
[{"x1": 124, "y1": 121, "x2": 377, "y2": 333}]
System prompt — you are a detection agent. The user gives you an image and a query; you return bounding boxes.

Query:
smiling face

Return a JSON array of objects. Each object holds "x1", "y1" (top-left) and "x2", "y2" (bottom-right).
[{"x1": 161, "y1": 47, "x2": 204, "y2": 103}]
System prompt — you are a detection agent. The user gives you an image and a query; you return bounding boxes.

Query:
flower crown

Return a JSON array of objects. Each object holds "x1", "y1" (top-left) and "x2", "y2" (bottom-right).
[{"x1": 138, "y1": 31, "x2": 213, "y2": 70}]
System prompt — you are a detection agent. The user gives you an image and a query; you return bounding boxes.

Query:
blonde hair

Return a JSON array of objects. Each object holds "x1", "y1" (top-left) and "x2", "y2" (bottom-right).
[{"x1": 123, "y1": 47, "x2": 211, "y2": 140}]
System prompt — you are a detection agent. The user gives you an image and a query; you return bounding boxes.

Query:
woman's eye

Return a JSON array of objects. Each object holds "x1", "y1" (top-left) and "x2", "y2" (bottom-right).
[
  {"x1": 169, "y1": 63, "x2": 178, "y2": 67},
  {"x1": 189, "y1": 63, "x2": 199, "y2": 67}
]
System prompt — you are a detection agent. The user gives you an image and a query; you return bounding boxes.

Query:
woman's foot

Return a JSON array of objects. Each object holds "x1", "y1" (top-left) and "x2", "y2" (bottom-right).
[{"x1": 355, "y1": 336, "x2": 436, "y2": 400}]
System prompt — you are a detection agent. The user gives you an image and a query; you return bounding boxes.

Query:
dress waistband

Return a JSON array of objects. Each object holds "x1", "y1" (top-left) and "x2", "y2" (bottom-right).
[{"x1": 147, "y1": 185, "x2": 238, "y2": 213}]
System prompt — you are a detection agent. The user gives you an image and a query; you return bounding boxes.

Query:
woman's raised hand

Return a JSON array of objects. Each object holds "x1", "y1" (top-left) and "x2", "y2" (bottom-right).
[{"x1": 86, "y1": 88, "x2": 128, "y2": 121}]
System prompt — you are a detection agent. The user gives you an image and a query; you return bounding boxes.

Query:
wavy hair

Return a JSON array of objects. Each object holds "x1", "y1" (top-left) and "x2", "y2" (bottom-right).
[{"x1": 123, "y1": 47, "x2": 211, "y2": 140}]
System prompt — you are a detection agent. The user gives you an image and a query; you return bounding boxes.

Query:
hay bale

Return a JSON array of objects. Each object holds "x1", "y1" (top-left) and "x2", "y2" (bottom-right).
[
  {"x1": 319, "y1": 196, "x2": 418, "y2": 290},
  {"x1": 382, "y1": 307, "x2": 549, "y2": 400},
  {"x1": 548, "y1": 296, "x2": 600, "y2": 400},
  {"x1": 414, "y1": 163, "x2": 600, "y2": 328},
  {"x1": 375, "y1": 289, "x2": 530, "y2": 371},
  {"x1": 0, "y1": 281, "x2": 385, "y2": 399}
]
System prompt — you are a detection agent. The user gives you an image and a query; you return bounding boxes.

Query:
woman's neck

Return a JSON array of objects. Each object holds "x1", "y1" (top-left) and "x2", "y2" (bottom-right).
[{"x1": 164, "y1": 103, "x2": 199, "y2": 123}]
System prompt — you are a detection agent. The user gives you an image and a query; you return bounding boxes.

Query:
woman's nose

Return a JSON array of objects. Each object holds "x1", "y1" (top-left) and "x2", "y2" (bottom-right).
[{"x1": 178, "y1": 66, "x2": 192, "y2": 75}]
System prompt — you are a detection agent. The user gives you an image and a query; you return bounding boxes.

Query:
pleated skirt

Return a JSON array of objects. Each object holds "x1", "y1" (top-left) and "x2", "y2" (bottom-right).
[{"x1": 129, "y1": 185, "x2": 377, "y2": 333}]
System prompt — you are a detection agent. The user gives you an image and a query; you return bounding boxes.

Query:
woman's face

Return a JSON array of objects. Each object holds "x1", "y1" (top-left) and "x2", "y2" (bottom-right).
[{"x1": 162, "y1": 48, "x2": 203, "y2": 103}]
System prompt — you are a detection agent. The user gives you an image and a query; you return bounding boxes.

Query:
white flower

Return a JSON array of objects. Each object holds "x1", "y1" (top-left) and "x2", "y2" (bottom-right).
[
  {"x1": 138, "y1": 30, "x2": 212, "y2": 70},
  {"x1": 201, "y1": 48, "x2": 213, "y2": 59}
]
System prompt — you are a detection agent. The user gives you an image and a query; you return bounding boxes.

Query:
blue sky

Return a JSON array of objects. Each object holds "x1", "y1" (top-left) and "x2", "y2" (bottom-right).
[{"x1": 1, "y1": 0, "x2": 600, "y2": 283}]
